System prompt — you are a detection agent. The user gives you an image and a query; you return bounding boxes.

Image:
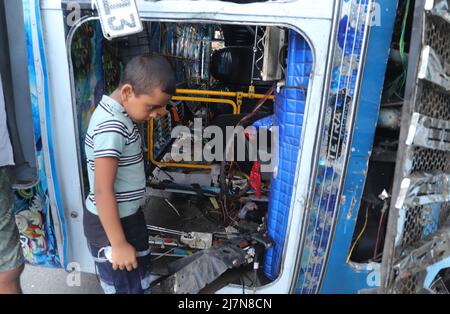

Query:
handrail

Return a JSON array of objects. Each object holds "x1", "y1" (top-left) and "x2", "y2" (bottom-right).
[
  {"x1": 175, "y1": 88, "x2": 275, "y2": 114},
  {"x1": 171, "y1": 96, "x2": 238, "y2": 114}
]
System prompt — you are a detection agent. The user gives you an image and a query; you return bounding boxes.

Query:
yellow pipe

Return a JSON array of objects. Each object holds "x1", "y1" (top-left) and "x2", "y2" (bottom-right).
[
  {"x1": 149, "y1": 88, "x2": 274, "y2": 169},
  {"x1": 148, "y1": 118, "x2": 211, "y2": 170},
  {"x1": 176, "y1": 89, "x2": 236, "y2": 97},
  {"x1": 236, "y1": 92, "x2": 243, "y2": 115},
  {"x1": 175, "y1": 89, "x2": 274, "y2": 115},
  {"x1": 171, "y1": 96, "x2": 238, "y2": 114},
  {"x1": 175, "y1": 88, "x2": 275, "y2": 101}
]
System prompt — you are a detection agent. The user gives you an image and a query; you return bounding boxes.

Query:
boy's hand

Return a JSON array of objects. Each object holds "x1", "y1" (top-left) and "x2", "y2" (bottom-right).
[{"x1": 111, "y1": 242, "x2": 138, "y2": 272}]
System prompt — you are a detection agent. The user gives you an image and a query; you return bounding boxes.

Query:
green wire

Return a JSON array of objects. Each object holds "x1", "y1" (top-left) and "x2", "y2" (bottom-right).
[
  {"x1": 387, "y1": 0, "x2": 410, "y2": 100},
  {"x1": 399, "y1": 0, "x2": 410, "y2": 89}
]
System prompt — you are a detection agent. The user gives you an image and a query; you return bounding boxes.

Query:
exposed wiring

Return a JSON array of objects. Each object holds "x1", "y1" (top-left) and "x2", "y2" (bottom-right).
[
  {"x1": 221, "y1": 196, "x2": 239, "y2": 225},
  {"x1": 250, "y1": 26, "x2": 267, "y2": 84},
  {"x1": 373, "y1": 201, "x2": 389, "y2": 260},
  {"x1": 151, "y1": 248, "x2": 176, "y2": 262},
  {"x1": 399, "y1": 0, "x2": 410, "y2": 78},
  {"x1": 255, "y1": 28, "x2": 267, "y2": 76},
  {"x1": 164, "y1": 198, "x2": 181, "y2": 217},
  {"x1": 346, "y1": 204, "x2": 369, "y2": 264},
  {"x1": 219, "y1": 85, "x2": 275, "y2": 204},
  {"x1": 218, "y1": 196, "x2": 227, "y2": 223},
  {"x1": 367, "y1": 252, "x2": 383, "y2": 263},
  {"x1": 386, "y1": 0, "x2": 410, "y2": 99},
  {"x1": 373, "y1": 210, "x2": 385, "y2": 260},
  {"x1": 250, "y1": 26, "x2": 259, "y2": 85},
  {"x1": 154, "y1": 164, "x2": 175, "y2": 181},
  {"x1": 235, "y1": 85, "x2": 275, "y2": 127}
]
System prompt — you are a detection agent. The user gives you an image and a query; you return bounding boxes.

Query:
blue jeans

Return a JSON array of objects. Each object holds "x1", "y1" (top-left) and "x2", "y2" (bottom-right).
[{"x1": 84, "y1": 209, "x2": 152, "y2": 294}]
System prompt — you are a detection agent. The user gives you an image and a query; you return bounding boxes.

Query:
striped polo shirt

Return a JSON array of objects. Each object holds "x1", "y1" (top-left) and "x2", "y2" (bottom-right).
[{"x1": 84, "y1": 95, "x2": 145, "y2": 218}]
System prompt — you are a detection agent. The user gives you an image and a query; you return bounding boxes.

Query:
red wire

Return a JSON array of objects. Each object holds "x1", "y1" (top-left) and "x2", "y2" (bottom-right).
[
  {"x1": 373, "y1": 209, "x2": 385, "y2": 260},
  {"x1": 235, "y1": 86, "x2": 275, "y2": 127}
]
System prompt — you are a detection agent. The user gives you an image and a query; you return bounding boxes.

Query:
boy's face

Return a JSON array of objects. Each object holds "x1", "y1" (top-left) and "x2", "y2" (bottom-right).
[{"x1": 121, "y1": 85, "x2": 171, "y2": 123}]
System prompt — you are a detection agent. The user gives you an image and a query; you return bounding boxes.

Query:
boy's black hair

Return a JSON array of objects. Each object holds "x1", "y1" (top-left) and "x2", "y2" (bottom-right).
[{"x1": 119, "y1": 55, "x2": 176, "y2": 96}]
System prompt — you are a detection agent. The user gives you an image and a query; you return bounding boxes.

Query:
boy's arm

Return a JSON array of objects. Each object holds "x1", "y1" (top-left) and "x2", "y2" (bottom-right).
[{"x1": 94, "y1": 157, "x2": 138, "y2": 272}]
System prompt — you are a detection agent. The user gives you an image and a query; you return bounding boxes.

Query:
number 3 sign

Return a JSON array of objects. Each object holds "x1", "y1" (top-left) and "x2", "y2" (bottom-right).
[{"x1": 92, "y1": 0, "x2": 143, "y2": 40}]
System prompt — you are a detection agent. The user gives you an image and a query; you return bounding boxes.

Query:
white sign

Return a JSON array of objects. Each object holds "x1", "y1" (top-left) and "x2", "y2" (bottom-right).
[{"x1": 93, "y1": 0, "x2": 143, "y2": 40}]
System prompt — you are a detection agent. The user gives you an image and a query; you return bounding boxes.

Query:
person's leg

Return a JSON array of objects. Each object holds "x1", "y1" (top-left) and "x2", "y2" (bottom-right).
[
  {"x1": 88, "y1": 242, "x2": 150, "y2": 294},
  {"x1": 0, "y1": 264, "x2": 24, "y2": 294},
  {"x1": 129, "y1": 212, "x2": 152, "y2": 293},
  {"x1": 86, "y1": 210, "x2": 151, "y2": 294},
  {"x1": 0, "y1": 166, "x2": 25, "y2": 294}
]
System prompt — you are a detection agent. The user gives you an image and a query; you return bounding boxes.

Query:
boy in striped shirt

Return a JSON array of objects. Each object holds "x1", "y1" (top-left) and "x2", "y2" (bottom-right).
[{"x1": 83, "y1": 55, "x2": 175, "y2": 294}]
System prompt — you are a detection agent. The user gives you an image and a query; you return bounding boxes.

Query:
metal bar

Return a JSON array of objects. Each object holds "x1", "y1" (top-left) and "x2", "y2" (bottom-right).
[
  {"x1": 177, "y1": 88, "x2": 235, "y2": 97},
  {"x1": 394, "y1": 172, "x2": 450, "y2": 208},
  {"x1": 164, "y1": 198, "x2": 181, "y2": 217},
  {"x1": 418, "y1": 45, "x2": 450, "y2": 92},
  {"x1": 147, "y1": 225, "x2": 189, "y2": 237},
  {"x1": 391, "y1": 226, "x2": 450, "y2": 291},
  {"x1": 175, "y1": 88, "x2": 275, "y2": 115},
  {"x1": 406, "y1": 112, "x2": 450, "y2": 152},
  {"x1": 171, "y1": 95, "x2": 238, "y2": 114},
  {"x1": 425, "y1": 0, "x2": 450, "y2": 24},
  {"x1": 176, "y1": 88, "x2": 275, "y2": 100}
]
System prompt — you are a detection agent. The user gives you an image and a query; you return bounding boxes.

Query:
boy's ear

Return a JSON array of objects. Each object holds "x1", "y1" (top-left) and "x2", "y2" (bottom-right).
[{"x1": 120, "y1": 84, "x2": 134, "y2": 101}]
